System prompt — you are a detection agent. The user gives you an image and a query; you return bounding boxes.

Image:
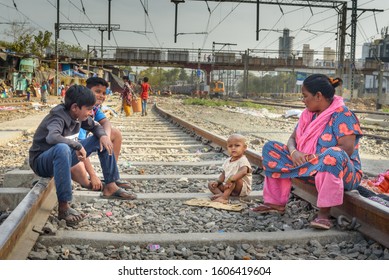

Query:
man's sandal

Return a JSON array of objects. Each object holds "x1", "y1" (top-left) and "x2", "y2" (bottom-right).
[
  {"x1": 101, "y1": 179, "x2": 131, "y2": 189},
  {"x1": 250, "y1": 203, "x2": 285, "y2": 214},
  {"x1": 100, "y1": 188, "x2": 137, "y2": 200},
  {"x1": 58, "y1": 208, "x2": 86, "y2": 227},
  {"x1": 310, "y1": 217, "x2": 333, "y2": 230}
]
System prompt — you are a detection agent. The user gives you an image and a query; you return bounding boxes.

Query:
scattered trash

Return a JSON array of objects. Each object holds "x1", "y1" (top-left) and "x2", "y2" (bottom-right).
[
  {"x1": 284, "y1": 109, "x2": 302, "y2": 118},
  {"x1": 101, "y1": 105, "x2": 118, "y2": 117},
  {"x1": 147, "y1": 244, "x2": 160, "y2": 251},
  {"x1": 178, "y1": 177, "x2": 189, "y2": 182},
  {"x1": 105, "y1": 211, "x2": 113, "y2": 217},
  {"x1": 63, "y1": 249, "x2": 70, "y2": 257}
]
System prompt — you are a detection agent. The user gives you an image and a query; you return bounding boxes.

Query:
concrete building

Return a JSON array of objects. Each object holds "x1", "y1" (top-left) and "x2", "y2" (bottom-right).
[
  {"x1": 362, "y1": 28, "x2": 389, "y2": 96},
  {"x1": 323, "y1": 47, "x2": 336, "y2": 67},
  {"x1": 302, "y1": 44, "x2": 314, "y2": 67},
  {"x1": 278, "y1": 28, "x2": 294, "y2": 59},
  {"x1": 361, "y1": 42, "x2": 371, "y2": 61}
]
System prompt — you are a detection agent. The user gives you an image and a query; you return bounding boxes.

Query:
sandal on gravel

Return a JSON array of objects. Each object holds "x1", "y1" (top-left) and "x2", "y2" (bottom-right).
[
  {"x1": 100, "y1": 188, "x2": 137, "y2": 200},
  {"x1": 310, "y1": 217, "x2": 333, "y2": 230},
  {"x1": 58, "y1": 208, "x2": 86, "y2": 226},
  {"x1": 101, "y1": 179, "x2": 131, "y2": 189},
  {"x1": 250, "y1": 203, "x2": 285, "y2": 214}
]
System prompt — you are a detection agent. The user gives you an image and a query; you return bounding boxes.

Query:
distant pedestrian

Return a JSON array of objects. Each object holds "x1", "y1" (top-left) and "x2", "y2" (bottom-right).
[
  {"x1": 41, "y1": 80, "x2": 48, "y2": 104},
  {"x1": 26, "y1": 79, "x2": 32, "y2": 101},
  {"x1": 140, "y1": 76, "x2": 152, "y2": 116},
  {"x1": 105, "y1": 82, "x2": 112, "y2": 101},
  {"x1": 121, "y1": 76, "x2": 133, "y2": 117}
]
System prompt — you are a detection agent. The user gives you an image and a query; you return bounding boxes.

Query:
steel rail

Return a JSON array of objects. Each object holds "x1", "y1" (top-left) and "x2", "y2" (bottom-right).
[
  {"x1": 234, "y1": 98, "x2": 389, "y2": 116},
  {"x1": 155, "y1": 104, "x2": 389, "y2": 248},
  {"x1": 0, "y1": 178, "x2": 56, "y2": 259},
  {"x1": 155, "y1": 104, "x2": 263, "y2": 168}
]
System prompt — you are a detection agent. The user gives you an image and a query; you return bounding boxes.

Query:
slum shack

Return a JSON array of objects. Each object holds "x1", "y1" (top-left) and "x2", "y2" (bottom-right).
[{"x1": 13, "y1": 57, "x2": 39, "y2": 97}]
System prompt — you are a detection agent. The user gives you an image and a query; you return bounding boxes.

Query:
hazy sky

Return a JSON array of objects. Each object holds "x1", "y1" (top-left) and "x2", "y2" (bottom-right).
[{"x1": 0, "y1": 0, "x2": 388, "y2": 59}]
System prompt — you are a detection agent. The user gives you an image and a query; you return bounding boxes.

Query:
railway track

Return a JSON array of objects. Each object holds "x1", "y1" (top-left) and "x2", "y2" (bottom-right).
[
  {"x1": 229, "y1": 98, "x2": 389, "y2": 141},
  {"x1": 0, "y1": 102, "x2": 388, "y2": 260}
]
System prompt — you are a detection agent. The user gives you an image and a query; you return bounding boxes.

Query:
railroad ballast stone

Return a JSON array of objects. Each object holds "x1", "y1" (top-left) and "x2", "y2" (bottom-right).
[{"x1": 2, "y1": 95, "x2": 389, "y2": 259}]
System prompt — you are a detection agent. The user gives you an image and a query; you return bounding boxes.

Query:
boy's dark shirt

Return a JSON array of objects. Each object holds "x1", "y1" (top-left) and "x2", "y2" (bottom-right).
[{"x1": 29, "y1": 104, "x2": 107, "y2": 173}]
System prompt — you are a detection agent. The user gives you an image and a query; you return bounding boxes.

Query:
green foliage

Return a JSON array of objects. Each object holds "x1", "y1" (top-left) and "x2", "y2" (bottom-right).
[
  {"x1": 32, "y1": 31, "x2": 52, "y2": 56},
  {"x1": 138, "y1": 67, "x2": 192, "y2": 90},
  {"x1": 2, "y1": 28, "x2": 52, "y2": 58},
  {"x1": 183, "y1": 98, "x2": 231, "y2": 106},
  {"x1": 237, "y1": 72, "x2": 297, "y2": 96},
  {"x1": 55, "y1": 41, "x2": 85, "y2": 57},
  {"x1": 183, "y1": 98, "x2": 274, "y2": 110},
  {"x1": 179, "y1": 68, "x2": 189, "y2": 82}
]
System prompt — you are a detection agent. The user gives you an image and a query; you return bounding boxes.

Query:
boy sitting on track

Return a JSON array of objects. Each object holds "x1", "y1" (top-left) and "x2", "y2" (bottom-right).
[
  {"x1": 70, "y1": 77, "x2": 130, "y2": 190},
  {"x1": 208, "y1": 134, "x2": 252, "y2": 204},
  {"x1": 29, "y1": 85, "x2": 136, "y2": 226}
]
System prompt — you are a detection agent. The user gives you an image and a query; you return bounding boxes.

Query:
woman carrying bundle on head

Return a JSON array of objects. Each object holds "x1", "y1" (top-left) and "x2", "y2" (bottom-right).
[{"x1": 121, "y1": 75, "x2": 134, "y2": 117}]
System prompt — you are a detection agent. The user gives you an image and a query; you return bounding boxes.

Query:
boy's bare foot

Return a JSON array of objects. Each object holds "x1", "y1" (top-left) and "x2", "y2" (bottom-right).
[{"x1": 212, "y1": 197, "x2": 229, "y2": 204}]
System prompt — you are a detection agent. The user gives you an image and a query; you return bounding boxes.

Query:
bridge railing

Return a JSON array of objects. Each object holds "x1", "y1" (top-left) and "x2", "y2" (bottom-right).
[{"x1": 69, "y1": 46, "x2": 389, "y2": 72}]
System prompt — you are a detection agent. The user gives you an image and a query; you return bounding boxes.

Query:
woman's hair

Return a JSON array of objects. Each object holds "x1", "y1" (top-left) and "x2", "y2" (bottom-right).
[
  {"x1": 303, "y1": 74, "x2": 342, "y2": 100},
  {"x1": 64, "y1": 85, "x2": 96, "y2": 110}
]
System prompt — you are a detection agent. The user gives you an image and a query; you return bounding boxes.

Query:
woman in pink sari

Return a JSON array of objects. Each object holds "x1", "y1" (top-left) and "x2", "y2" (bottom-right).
[{"x1": 252, "y1": 74, "x2": 363, "y2": 229}]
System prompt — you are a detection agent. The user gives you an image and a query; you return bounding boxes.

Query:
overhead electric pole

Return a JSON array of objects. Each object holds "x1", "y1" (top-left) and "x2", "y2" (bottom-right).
[
  {"x1": 178, "y1": 1, "x2": 383, "y2": 97},
  {"x1": 56, "y1": 23, "x2": 120, "y2": 68},
  {"x1": 171, "y1": 0, "x2": 185, "y2": 43}
]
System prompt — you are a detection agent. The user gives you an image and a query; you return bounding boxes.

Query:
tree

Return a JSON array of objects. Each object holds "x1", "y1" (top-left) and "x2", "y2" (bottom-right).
[
  {"x1": 3, "y1": 21, "x2": 34, "y2": 42},
  {"x1": 179, "y1": 68, "x2": 189, "y2": 84},
  {"x1": 55, "y1": 41, "x2": 85, "y2": 58},
  {"x1": 2, "y1": 23, "x2": 53, "y2": 58},
  {"x1": 137, "y1": 67, "x2": 191, "y2": 90},
  {"x1": 10, "y1": 34, "x2": 33, "y2": 54},
  {"x1": 237, "y1": 71, "x2": 297, "y2": 97},
  {"x1": 32, "y1": 31, "x2": 52, "y2": 57}
]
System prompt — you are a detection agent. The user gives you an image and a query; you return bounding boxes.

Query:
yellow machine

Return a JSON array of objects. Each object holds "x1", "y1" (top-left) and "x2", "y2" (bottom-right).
[{"x1": 209, "y1": 80, "x2": 225, "y2": 98}]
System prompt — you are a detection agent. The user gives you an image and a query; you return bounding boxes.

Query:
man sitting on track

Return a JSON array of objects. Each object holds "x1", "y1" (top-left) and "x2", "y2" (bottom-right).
[
  {"x1": 70, "y1": 77, "x2": 130, "y2": 190},
  {"x1": 29, "y1": 85, "x2": 136, "y2": 226}
]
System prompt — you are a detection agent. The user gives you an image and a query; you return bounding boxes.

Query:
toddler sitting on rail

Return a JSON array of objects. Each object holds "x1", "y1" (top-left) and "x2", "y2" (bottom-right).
[{"x1": 208, "y1": 134, "x2": 252, "y2": 204}]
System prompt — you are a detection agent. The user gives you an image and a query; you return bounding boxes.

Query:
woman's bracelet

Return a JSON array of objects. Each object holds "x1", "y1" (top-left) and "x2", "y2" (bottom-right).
[
  {"x1": 305, "y1": 154, "x2": 317, "y2": 161},
  {"x1": 290, "y1": 149, "x2": 297, "y2": 157}
]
